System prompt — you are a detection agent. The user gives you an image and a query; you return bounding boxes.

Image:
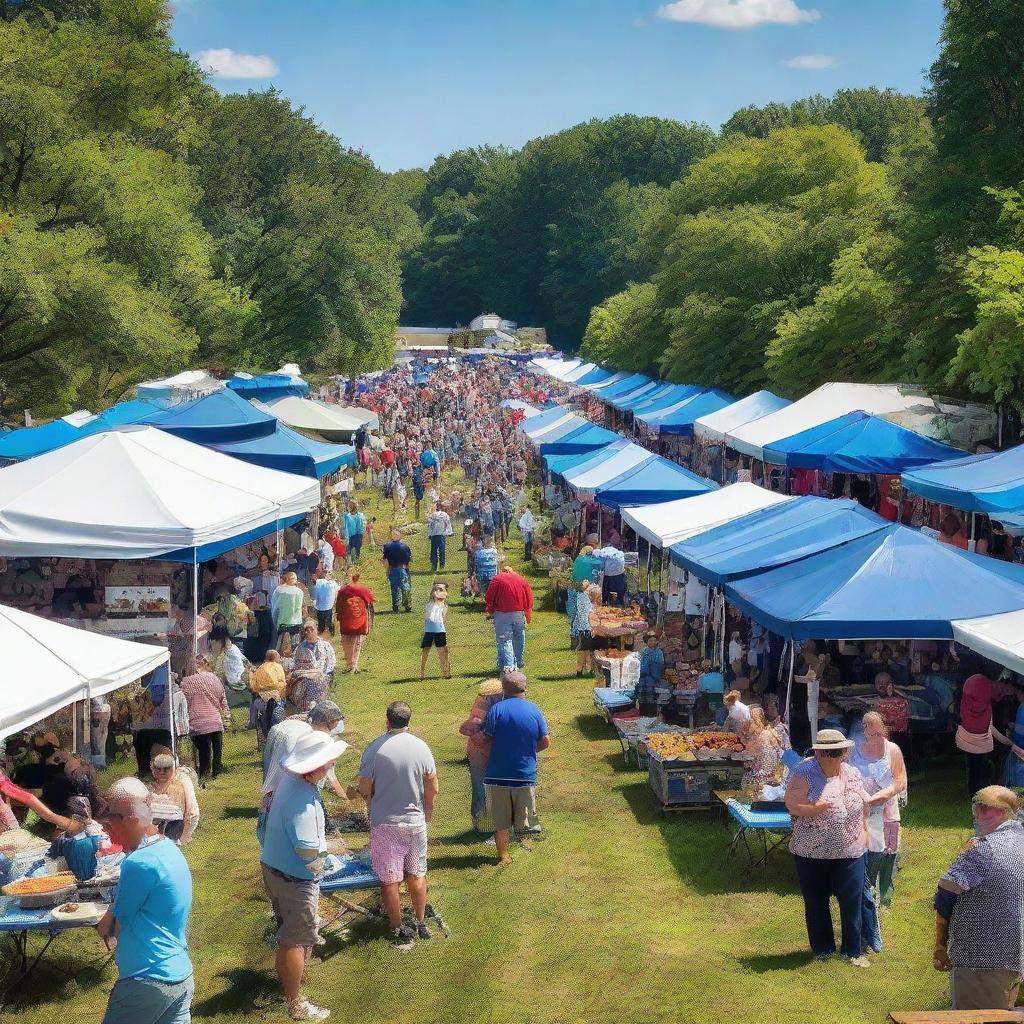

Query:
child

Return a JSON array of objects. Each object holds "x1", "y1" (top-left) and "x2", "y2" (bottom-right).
[
  {"x1": 420, "y1": 582, "x2": 452, "y2": 681},
  {"x1": 396, "y1": 477, "x2": 408, "y2": 517},
  {"x1": 366, "y1": 516, "x2": 379, "y2": 550}
]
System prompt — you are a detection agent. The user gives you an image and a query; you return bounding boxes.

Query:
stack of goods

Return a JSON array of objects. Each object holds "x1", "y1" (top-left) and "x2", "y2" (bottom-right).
[
  {"x1": 592, "y1": 606, "x2": 648, "y2": 637},
  {"x1": 645, "y1": 730, "x2": 746, "y2": 763}
]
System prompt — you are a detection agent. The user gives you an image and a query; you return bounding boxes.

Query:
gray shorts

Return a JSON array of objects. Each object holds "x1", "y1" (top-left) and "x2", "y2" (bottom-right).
[
  {"x1": 102, "y1": 974, "x2": 194, "y2": 1024},
  {"x1": 951, "y1": 968, "x2": 1023, "y2": 1011},
  {"x1": 261, "y1": 863, "x2": 319, "y2": 948},
  {"x1": 486, "y1": 784, "x2": 535, "y2": 833}
]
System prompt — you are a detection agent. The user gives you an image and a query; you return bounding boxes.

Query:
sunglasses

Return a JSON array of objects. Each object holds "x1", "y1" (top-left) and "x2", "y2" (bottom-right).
[{"x1": 818, "y1": 749, "x2": 846, "y2": 758}]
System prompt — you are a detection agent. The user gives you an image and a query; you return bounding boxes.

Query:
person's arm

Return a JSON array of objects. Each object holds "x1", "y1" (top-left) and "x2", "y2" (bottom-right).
[
  {"x1": 784, "y1": 773, "x2": 829, "y2": 817},
  {"x1": 939, "y1": 838, "x2": 991, "y2": 895},
  {"x1": 179, "y1": 775, "x2": 200, "y2": 845},
  {"x1": 12, "y1": 791, "x2": 84, "y2": 835},
  {"x1": 366, "y1": 603, "x2": 375, "y2": 633},
  {"x1": 524, "y1": 582, "x2": 533, "y2": 625},
  {"x1": 537, "y1": 735, "x2": 550, "y2": 752},
  {"x1": 326, "y1": 767, "x2": 345, "y2": 799},
  {"x1": 423, "y1": 771, "x2": 439, "y2": 823},
  {"x1": 357, "y1": 776, "x2": 374, "y2": 801},
  {"x1": 484, "y1": 584, "x2": 495, "y2": 616},
  {"x1": 870, "y1": 743, "x2": 908, "y2": 805}
]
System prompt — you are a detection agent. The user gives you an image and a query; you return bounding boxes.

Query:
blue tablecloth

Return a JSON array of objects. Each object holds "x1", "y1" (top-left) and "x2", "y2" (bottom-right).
[
  {"x1": 320, "y1": 855, "x2": 379, "y2": 893},
  {"x1": 593, "y1": 687, "x2": 635, "y2": 711},
  {"x1": 726, "y1": 800, "x2": 792, "y2": 831}
]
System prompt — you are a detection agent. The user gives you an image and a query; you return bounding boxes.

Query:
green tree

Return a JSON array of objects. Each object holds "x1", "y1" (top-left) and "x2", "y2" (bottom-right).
[
  {"x1": 194, "y1": 90, "x2": 412, "y2": 375},
  {"x1": 580, "y1": 282, "x2": 661, "y2": 372},
  {"x1": 0, "y1": 1, "x2": 246, "y2": 416}
]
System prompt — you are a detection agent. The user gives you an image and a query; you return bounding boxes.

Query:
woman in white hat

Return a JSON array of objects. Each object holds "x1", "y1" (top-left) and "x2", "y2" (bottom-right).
[
  {"x1": 785, "y1": 728, "x2": 871, "y2": 967},
  {"x1": 259, "y1": 730, "x2": 347, "y2": 1022}
]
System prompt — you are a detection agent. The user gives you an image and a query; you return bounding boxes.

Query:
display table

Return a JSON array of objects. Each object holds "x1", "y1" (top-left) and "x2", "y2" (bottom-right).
[
  {"x1": 647, "y1": 752, "x2": 743, "y2": 813},
  {"x1": 714, "y1": 790, "x2": 792, "y2": 875},
  {"x1": 317, "y1": 854, "x2": 383, "y2": 935},
  {"x1": 592, "y1": 687, "x2": 636, "y2": 721},
  {"x1": 888, "y1": 1014, "x2": 1024, "y2": 1024}
]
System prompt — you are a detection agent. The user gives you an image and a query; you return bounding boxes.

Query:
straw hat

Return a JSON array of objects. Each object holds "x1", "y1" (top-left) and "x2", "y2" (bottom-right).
[
  {"x1": 479, "y1": 679, "x2": 502, "y2": 696},
  {"x1": 811, "y1": 728, "x2": 853, "y2": 751},
  {"x1": 283, "y1": 731, "x2": 348, "y2": 775}
]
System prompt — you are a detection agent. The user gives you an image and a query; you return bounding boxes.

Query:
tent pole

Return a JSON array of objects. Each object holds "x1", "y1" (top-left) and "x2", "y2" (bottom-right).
[
  {"x1": 970, "y1": 512, "x2": 977, "y2": 550},
  {"x1": 783, "y1": 642, "x2": 795, "y2": 724}
]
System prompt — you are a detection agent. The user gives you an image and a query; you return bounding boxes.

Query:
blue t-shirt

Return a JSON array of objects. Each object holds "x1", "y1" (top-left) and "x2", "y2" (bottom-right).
[
  {"x1": 697, "y1": 670, "x2": 725, "y2": 694},
  {"x1": 260, "y1": 771, "x2": 325, "y2": 880},
  {"x1": 112, "y1": 835, "x2": 193, "y2": 982},
  {"x1": 344, "y1": 511, "x2": 365, "y2": 539},
  {"x1": 420, "y1": 449, "x2": 439, "y2": 469},
  {"x1": 382, "y1": 539, "x2": 412, "y2": 569},
  {"x1": 483, "y1": 697, "x2": 548, "y2": 786}
]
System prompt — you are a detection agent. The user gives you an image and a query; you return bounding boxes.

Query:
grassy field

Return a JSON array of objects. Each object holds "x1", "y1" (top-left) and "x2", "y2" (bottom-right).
[{"x1": 5, "y1": 473, "x2": 971, "y2": 1023}]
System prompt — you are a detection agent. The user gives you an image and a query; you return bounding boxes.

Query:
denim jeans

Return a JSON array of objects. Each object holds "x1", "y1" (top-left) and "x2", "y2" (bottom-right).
[
  {"x1": 862, "y1": 855, "x2": 882, "y2": 953},
  {"x1": 429, "y1": 535, "x2": 446, "y2": 571},
  {"x1": 348, "y1": 532, "x2": 363, "y2": 562},
  {"x1": 387, "y1": 566, "x2": 411, "y2": 611},
  {"x1": 493, "y1": 610, "x2": 526, "y2": 671},
  {"x1": 793, "y1": 853, "x2": 866, "y2": 958},
  {"x1": 102, "y1": 974, "x2": 195, "y2": 1024},
  {"x1": 469, "y1": 761, "x2": 487, "y2": 823},
  {"x1": 523, "y1": 531, "x2": 533, "y2": 560}
]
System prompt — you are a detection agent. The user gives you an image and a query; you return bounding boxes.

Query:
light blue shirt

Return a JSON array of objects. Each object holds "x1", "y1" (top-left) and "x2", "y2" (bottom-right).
[
  {"x1": 112, "y1": 835, "x2": 193, "y2": 982},
  {"x1": 697, "y1": 670, "x2": 725, "y2": 695},
  {"x1": 312, "y1": 577, "x2": 338, "y2": 612},
  {"x1": 344, "y1": 512, "x2": 365, "y2": 539},
  {"x1": 259, "y1": 771, "x2": 325, "y2": 880},
  {"x1": 474, "y1": 545, "x2": 499, "y2": 580},
  {"x1": 595, "y1": 546, "x2": 625, "y2": 577}
]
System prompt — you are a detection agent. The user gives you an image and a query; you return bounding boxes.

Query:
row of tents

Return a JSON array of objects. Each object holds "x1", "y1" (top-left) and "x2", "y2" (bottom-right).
[{"x1": 521, "y1": 357, "x2": 1024, "y2": 680}]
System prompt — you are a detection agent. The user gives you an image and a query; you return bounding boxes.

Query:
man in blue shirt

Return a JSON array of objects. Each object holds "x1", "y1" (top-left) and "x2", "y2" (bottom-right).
[
  {"x1": 260, "y1": 730, "x2": 346, "y2": 1021},
  {"x1": 483, "y1": 670, "x2": 550, "y2": 866},
  {"x1": 419, "y1": 444, "x2": 440, "y2": 483},
  {"x1": 381, "y1": 528, "x2": 413, "y2": 613},
  {"x1": 98, "y1": 776, "x2": 193, "y2": 1024}
]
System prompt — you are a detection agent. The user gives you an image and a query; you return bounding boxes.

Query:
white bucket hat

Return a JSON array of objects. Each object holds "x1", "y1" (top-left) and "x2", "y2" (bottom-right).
[
  {"x1": 283, "y1": 731, "x2": 348, "y2": 775},
  {"x1": 811, "y1": 728, "x2": 854, "y2": 751}
]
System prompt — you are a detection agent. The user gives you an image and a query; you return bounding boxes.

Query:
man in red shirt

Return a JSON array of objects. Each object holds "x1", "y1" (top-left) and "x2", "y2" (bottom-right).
[
  {"x1": 484, "y1": 561, "x2": 534, "y2": 672},
  {"x1": 335, "y1": 570, "x2": 375, "y2": 673}
]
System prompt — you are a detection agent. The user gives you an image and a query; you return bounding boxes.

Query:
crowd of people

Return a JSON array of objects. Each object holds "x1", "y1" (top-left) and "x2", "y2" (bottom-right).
[{"x1": 1, "y1": 354, "x2": 1023, "y2": 1022}]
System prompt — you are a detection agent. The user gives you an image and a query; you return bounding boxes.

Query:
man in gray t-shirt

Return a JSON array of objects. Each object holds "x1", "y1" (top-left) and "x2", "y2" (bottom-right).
[{"x1": 357, "y1": 701, "x2": 438, "y2": 949}]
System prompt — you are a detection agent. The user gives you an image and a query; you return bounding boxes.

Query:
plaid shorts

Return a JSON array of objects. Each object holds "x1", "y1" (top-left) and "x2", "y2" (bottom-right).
[{"x1": 370, "y1": 823, "x2": 428, "y2": 883}]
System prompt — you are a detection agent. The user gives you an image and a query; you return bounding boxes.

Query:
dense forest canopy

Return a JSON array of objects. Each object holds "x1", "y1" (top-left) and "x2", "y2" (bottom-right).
[{"x1": 1, "y1": 0, "x2": 1022, "y2": 415}]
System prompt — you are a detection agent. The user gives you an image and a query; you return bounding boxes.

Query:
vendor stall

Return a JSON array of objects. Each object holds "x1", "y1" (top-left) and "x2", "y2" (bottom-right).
[{"x1": 643, "y1": 731, "x2": 748, "y2": 812}]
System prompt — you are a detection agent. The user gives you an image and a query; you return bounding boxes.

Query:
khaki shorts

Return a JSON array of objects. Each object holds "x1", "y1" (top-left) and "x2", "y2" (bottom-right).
[
  {"x1": 950, "y1": 968, "x2": 1023, "y2": 1011},
  {"x1": 261, "y1": 863, "x2": 319, "y2": 948},
  {"x1": 486, "y1": 784, "x2": 535, "y2": 833}
]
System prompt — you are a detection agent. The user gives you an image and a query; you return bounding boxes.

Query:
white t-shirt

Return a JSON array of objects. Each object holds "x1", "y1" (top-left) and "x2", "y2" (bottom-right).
[{"x1": 424, "y1": 601, "x2": 447, "y2": 633}]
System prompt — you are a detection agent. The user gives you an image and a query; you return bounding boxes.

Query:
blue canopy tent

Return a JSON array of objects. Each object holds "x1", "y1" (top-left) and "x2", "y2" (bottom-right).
[
  {"x1": 669, "y1": 496, "x2": 890, "y2": 587},
  {"x1": 0, "y1": 418, "x2": 95, "y2": 462},
  {"x1": 544, "y1": 442, "x2": 620, "y2": 478},
  {"x1": 227, "y1": 373, "x2": 309, "y2": 402},
  {"x1": 902, "y1": 444, "x2": 1024, "y2": 515},
  {"x1": 535, "y1": 422, "x2": 620, "y2": 457},
  {"x1": 604, "y1": 380, "x2": 663, "y2": 411},
  {"x1": 518, "y1": 405, "x2": 572, "y2": 435},
  {"x1": 637, "y1": 389, "x2": 735, "y2": 436},
  {"x1": 628, "y1": 384, "x2": 704, "y2": 417},
  {"x1": 762, "y1": 411, "x2": 964, "y2": 473},
  {"x1": 723, "y1": 524, "x2": 1024, "y2": 641},
  {"x1": 593, "y1": 373, "x2": 653, "y2": 402},
  {"x1": 211, "y1": 423, "x2": 355, "y2": 479},
  {"x1": 574, "y1": 366, "x2": 615, "y2": 387},
  {"x1": 141, "y1": 388, "x2": 276, "y2": 444},
  {"x1": 594, "y1": 456, "x2": 716, "y2": 511}
]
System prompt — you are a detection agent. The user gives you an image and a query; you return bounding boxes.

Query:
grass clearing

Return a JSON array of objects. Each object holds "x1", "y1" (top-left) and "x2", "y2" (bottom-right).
[{"x1": 4, "y1": 472, "x2": 969, "y2": 1023}]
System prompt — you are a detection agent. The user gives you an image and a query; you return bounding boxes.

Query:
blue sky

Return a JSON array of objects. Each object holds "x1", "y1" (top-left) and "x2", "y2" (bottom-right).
[{"x1": 172, "y1": 0, "x2": 945, "y2": 172}]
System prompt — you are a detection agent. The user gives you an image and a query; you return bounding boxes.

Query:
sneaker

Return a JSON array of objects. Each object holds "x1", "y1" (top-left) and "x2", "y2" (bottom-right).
[
  {"x1": 415, "y1": 921, "x2": 432, "y2": 940},
  {"x1": 848, "y1": 955, "x2": 871, "y2": 968},
  {"x1": 482, "y1": 835, "x2": 497, "y2": 846},
  {"x1": 519, "y1": 825, "x2": 543, "y2": 835},
  {"x1": 288, "y1": 998, "x2": 331, "y2": 1021},
  {"x1": 391, "y1": 925, "x2": 416, "y2": 950}
]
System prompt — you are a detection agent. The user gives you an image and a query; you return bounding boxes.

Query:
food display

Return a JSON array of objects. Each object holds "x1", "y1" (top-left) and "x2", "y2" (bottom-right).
[
  {"x1": 592, "y1": 607, "x2": 648, "y2": 637},
  {"x1": 644, "y1": 730, "x2": 745, "y2": 763},
  {"x1": 3, "y1": 872, "x2": 77, "y2": 896}
]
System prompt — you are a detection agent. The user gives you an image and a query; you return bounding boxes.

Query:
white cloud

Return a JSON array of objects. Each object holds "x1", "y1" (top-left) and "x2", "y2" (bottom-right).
[
  {"x1": 784, "y1": 54, "x2": 836, "y2": 69},
  {"x1": 194, "y1": 48, "x2": 279, "y2": 79},
  {"x1": 655, "y1": 0, "x2": 820, "y2": 30}
]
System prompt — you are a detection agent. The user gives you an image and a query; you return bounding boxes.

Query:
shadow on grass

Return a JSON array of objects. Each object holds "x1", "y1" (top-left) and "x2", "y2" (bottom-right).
[
  {"x1": 574, "y1": 713, "x2": 615, "y2": 740},
  {"x1": 434, "y1": 828, "x2": 486, "y2": 847},
  {"x1": 428, "y1": 852, "x2": 496, "y2": 870},
  {"x1": 222, "y1": 806, "x2": 259, "y2": 819},
  {"x1": 191, "y1": 968, "x2": 276, "y2": 1017},
  {"x1": 737, "y1": 950, "x2": 817, "y2": 972}
]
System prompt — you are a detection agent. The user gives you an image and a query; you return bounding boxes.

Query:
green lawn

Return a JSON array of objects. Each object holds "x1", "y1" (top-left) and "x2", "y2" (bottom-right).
[{"x1": 5, "y1": 474, "x2": 971, "y2": 1023}]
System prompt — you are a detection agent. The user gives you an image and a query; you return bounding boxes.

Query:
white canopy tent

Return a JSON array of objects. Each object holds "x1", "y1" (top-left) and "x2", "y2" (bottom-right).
[
  {"x1": 560, "y1": 362, "x2": 599, "y2": 384},
  {"x1": 0, "y1": 426, "x2": 319, "y2": 559},
  {"x1": 621, "y1": 483, "x2": 794, "y2": 548},
  {"x1": 563, "y1": 442, "x2": 653, "y2": 497},
  {"x1": 137, "y1": 370, "x2": 224, "y2": 399},
  {"x1": 545, "y1": 359, "x2": 584, "y2": 381},
  {"x1": 694, "y1": 391, "x2": 791, "y2": 443},
  {"x1": 726, "y1": 383, "x2": 941, "y2": 460},
  {"x1": 952, "y1": 611, "x2": 1024, "y2": 676},
  {"x1": 265, "y1": 396, "x2": 379, "y2": 437},
  {"x1": 0, "y1": 605, "x2": 169, "y2": 740}
]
